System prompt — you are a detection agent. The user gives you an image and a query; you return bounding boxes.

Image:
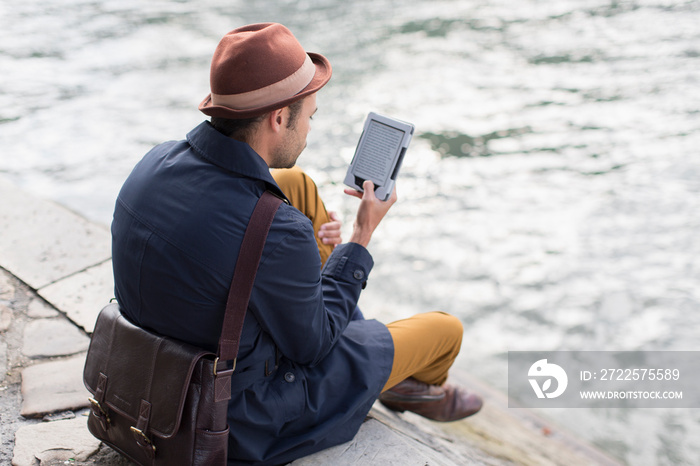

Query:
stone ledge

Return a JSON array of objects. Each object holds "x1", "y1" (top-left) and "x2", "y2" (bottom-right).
[
  {"x1": 294, "y1": 403, "x2": 497, "y2": 465},
  {"x1": 0, "y1": 177, "x2": 622, "y2": 465},
  {"x1": 294, "y1": 374, "x2": 621, "y2": 466}
]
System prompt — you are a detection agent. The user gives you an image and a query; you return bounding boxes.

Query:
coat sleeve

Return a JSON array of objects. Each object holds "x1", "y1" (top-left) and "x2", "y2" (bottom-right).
[{"x1": 248, "y1": 212, "x2": 374, "y2": 366}]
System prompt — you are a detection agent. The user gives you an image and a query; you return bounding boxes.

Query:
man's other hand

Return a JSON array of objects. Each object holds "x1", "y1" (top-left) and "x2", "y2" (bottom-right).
[{"x1": 318, "y1": 211, "x2": 343, "y2": 246}]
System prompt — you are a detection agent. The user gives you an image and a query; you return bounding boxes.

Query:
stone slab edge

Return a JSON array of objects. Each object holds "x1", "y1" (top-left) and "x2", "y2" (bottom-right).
[
  {"x1": 20, "y1": 354, "x2": 91, "y2": 418},
  {"x1": 38, "y1": 259, "x2": 114, "y2": 333},
  {"x1": 12, "y1": 416, "x2": 101, "y2": 466},
  {"x1": 0, "y1": 177, "x2": 110, "y2": 290},
  {"x1": 440, "y1": 371, "x2": 623, "y2": 466}
]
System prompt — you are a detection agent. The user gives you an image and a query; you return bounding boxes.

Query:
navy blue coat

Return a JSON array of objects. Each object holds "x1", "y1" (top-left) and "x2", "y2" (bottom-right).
[{"x1": 111, "y1": 121, "x2": 394, "y2": 465}]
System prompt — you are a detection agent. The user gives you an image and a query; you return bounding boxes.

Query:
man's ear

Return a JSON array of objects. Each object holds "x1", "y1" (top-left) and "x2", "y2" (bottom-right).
[{"x1": 268, "y1": 108, "x2": 286, "y2": 133}]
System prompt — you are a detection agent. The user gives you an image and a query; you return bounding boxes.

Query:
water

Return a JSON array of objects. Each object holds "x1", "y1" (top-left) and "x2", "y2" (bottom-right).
[{"x1": 2, "y1": 0, "x2": 699, "y2": 464}]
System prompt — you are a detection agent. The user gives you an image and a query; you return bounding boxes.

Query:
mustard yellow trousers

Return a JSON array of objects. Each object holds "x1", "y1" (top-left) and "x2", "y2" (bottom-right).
[{"x1": 273, "y1": 166, "x2": 462, "y2": 391}]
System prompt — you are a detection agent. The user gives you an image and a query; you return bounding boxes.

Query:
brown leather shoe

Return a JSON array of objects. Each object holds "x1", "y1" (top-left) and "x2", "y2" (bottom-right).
[
  {"x1": 380, "y1": 383, "x2": 482, "y2": 422},
  {"x1": 379, "y1": 377, "x2": 445, "y2": 403}
]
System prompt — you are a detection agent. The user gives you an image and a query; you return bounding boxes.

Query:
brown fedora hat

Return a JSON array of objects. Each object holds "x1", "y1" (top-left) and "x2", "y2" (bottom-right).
[{"x1": 199, "y1": 23, "x2": 332, "y2": 119}]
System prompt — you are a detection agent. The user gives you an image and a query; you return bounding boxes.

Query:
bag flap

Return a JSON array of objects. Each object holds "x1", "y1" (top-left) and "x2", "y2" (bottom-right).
[{"x1": 83, "y1": 303, "x2": 214, "y2": 438}]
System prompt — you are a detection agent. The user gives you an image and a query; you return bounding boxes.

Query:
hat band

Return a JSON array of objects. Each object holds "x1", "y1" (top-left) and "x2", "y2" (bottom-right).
[{"x1": 211, "y1": 54, "x2": 315, "y2": 111}]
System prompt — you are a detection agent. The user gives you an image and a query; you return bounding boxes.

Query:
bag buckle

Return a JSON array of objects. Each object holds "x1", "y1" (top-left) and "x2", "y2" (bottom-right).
[
  {"x1": 88, "y1": 397, "x2": 111, "y2": 428},
  {"x1": 130, "y1": 426, "x2": 156, "y2": 455},
  {"x1": 213, "y1": 357, "x2": 236, "y2": 376}
]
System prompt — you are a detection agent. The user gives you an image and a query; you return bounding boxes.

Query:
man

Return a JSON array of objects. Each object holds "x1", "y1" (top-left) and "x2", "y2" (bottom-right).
[{"x1": 111, "y1": 23, "x2": 481, "y2": 465}]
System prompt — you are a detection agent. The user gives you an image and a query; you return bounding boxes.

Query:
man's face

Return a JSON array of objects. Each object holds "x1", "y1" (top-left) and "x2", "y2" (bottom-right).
[{"x1": 270, "y1": 93, "x2": 317, "y2": 169}]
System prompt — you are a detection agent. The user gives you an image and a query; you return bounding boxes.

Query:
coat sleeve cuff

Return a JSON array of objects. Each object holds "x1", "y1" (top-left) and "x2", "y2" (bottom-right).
[{"x1": 321, "y1": 243, "x2": 374, "y2": 289}]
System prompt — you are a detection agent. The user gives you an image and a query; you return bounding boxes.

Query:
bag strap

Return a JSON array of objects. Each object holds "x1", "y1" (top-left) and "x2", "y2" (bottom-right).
[{"x1": 217, "y1": 191, "x2": 283, "y2": 363}]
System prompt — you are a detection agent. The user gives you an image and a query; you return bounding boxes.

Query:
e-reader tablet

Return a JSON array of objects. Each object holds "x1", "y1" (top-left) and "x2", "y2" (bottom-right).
[{"x1": 343, "y1": 112, "x2": 414, "y2": 201}]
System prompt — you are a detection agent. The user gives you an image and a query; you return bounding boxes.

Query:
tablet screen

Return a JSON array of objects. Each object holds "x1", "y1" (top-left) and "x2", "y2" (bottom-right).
[{"x1": 353, "y1": 120, "x2": 405, "y2": 183}]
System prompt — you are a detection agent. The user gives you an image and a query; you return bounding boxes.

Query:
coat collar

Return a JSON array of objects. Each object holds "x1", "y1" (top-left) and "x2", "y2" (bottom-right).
[{"x1": 186, "y1": 121, "x2": 286, "y2": 199}]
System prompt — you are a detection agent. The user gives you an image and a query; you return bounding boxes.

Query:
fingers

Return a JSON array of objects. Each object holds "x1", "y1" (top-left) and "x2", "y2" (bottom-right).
[
  {"x1": 318, "y1": 211, "x2": 343, "y2": 245},
  {"x1": 343, "y1": 187, "x2": 363, "y2": 199},
  {"x1": 344, "y1": 180, "x2": 376, "y2": 200},
  {"x1": 344, "y1": 181, "x2": 397, "y2": 204},
  {"x1": 361, "y1": 180, "x2": 377, "y2": 201}
]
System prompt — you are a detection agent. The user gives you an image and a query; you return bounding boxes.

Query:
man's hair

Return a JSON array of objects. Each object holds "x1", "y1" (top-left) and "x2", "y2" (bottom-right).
[{"x1": 211, "y1": 98, "x2": 305, "y2": 143}]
